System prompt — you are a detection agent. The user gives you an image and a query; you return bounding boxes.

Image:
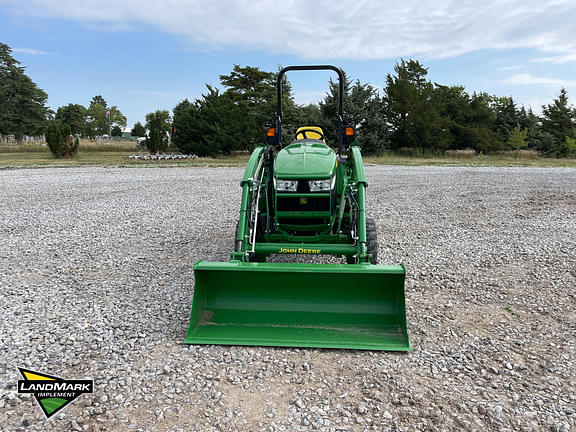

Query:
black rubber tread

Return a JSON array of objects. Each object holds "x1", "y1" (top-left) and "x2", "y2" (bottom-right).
[
  {"x1": 234, "y1": 219, "x2": 267, "y2": 262},
  {"x1": 249, "y1": 254, "x2": 267, "y2": 262},
  {"x1": 234, "y1": 221, "x2": 241, "y2": 251},
  {"x1": 365, "y1": 217, "x2": 379, "y2": 264},
  {"x1": 345, "y1": 217, "x2": 379, "y2": 264}
]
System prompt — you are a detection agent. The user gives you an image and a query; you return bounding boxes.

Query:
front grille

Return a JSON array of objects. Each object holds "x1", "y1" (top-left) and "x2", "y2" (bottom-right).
[
  {"x1": 278, "y1": 218, "x2": 329, "y2": 226},
  {"x1": 297, "y1": 180, "x2": 310, "y2": 193},
  {"x1": 277, "y1": 196, "x2": 330, "y2": 212}
]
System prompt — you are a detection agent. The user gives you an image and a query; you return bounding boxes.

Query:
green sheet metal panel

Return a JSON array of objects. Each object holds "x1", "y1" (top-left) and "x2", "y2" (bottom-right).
[
  {"x1": 274, "y1": 142, "x2": 337, "y2": 179},
  {"x1": 185, "y1": 261, "x2": 410, "y2": 351}
]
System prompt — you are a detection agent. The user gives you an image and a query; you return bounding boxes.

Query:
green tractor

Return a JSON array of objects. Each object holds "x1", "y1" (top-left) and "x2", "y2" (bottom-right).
[{"x1": 185, "y1": 65, "x2": 410, "y2": 351}]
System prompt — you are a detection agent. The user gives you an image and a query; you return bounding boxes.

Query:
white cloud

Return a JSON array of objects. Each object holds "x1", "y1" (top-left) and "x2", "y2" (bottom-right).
[
  {"x1": 4, "y1": 0, "x2": 576, "y2": 60},
  {"x1": 502, "y1": 73, "x2": 576, "y2": 87},
  {"x1": 499, "y1": 65, "x2": 523, "y2": 71},
  {"x1": 531, "y1": 52, "x2": 576, "y2": 64},
  {"x1": 85, "y1": 22, "x2": 134, "y2": 32},
  {"x1": 293, "y1": 91, "x2": 326, "y2": 105},
  {"x1": 12, "y1": 47, "x2": 51, "y2": 55}
]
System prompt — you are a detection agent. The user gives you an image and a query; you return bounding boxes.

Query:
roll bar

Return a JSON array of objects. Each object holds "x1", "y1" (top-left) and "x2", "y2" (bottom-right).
[{"x1": 276, "y1": 65, "x2": 344, "y2": 154}]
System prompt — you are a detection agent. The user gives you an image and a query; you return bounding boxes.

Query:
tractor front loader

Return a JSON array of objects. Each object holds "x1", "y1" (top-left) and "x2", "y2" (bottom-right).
[{"x1": 185, "y1": 65, "x2": 410, "y2": 351}]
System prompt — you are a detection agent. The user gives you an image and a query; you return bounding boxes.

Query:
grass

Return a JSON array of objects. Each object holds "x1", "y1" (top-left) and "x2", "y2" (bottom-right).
[
  {"x1": 1, "y1": 142, "x2": 575, "y2": 169},
  {"x1": 0, "y1": 140, "x2": 252, "y2": 168},
  {"x1": 0, "y1": 139, "x2": 138, "y2": 153},
  {"x1": 0, "y1": 150, "x2": 250, "y2": 168},
  {"x1": 364, "y1": 152, "x2": 576, "y2": 168}
]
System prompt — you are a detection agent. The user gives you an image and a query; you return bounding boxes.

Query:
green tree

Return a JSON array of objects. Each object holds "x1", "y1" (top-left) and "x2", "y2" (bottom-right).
[
  {"x1": 219, "y1": 65, "x2": 279, "y2": 147},
  {"x1": 492, "y1": 96, "x2": 522, "y2": 140},
  {"x1": 108, "y1": 106, "x2": 127, "y2": 128},
  {"x1": 433, "y1": 85, "x2": 470, "y2": 124},
  {"x1": 172, "y1": 98, "x2": 197, "y2": 153},
  {"x1": 220, "y1": 65, "x2": 275, "y2": 108},
  {"x1": 432, "y1": 84, "x2": 472, "y2": 150},
  {"x1": 358, "y1": 97, "x2": 389, "y2": 154},
  {"x1": 349, "y1": 80, "x2": 387, "y2": 153},
  {"x1": 172, "y1": 87, "x2": 253, "y2": 156},
  {"x1": 0, "y1": 42, "x2": 50, "y2": 141},
  {"x1": 55, "y1": 103, "x2": 87, "y2": 135},
  {"x1": 564, "y1": 135, "x2": 576, "y2": 157},
  {"x1": 319, "y1": 71, "x2": 352, "y2": 145},
  {"x1": 320, "y1": 73, "x2": 388, "y2": 154},
  {"x1": 221, "y1": 64, "x2": 304, "y2": 144},
  {"x1": 145, "y1": 110, "x2": 171, "y2": 153},
  {"x1": 111, "y1": 125, "x2": 122, "y2": 138},
  {"x1": 270, "y1": 66, "x2": 300, "y2": 140},
  {"x1": 319, "y1": 73, "x2": 387, "y2": 153},
  {"x1": 516, "y1": 107, "x2": 550, "y2": 152},
  {"x1": 131, "y1": 121, "x2": 146, "y2": 137},
  {"x1": 45, "y1": 120, "x2": 79, "y2": 158},
  {"x1": 383, "y1": 59, "x2": 453, "y2": 151},
  {"x1": 541, "y1": 88, "x2": 576, "y2": 156},
  {"x1": 465, "y1": 92, "x2": 505, "y2": 153},
  {"x1": 87, "y1": 102, "x2": 107, "y2": 136},
  {"x1": 90, "y1": 95, "x2": 107, "y2": 110},
  {"x1": 506, "y1": 125, "x2": 528, "y2": 150},
  {"x1": 294, "y1": 104, "x2": 323, "y2": 130},
  {"x1": 431, "y1": 87, "x2": 507, "y2": 153},
  {"x1": 86, "y1": 95, "x2": 126, "y2": 136}
]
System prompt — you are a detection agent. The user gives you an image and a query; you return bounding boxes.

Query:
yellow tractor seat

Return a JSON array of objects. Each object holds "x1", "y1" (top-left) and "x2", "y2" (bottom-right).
[{"x1": 295, "y1": 126, "x2": 326, "y2": 142}]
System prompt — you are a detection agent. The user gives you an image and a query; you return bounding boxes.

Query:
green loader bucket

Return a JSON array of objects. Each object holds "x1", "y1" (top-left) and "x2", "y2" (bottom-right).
[{"x1": 185, "y1": 261, "x2": 410, "y2": 351}]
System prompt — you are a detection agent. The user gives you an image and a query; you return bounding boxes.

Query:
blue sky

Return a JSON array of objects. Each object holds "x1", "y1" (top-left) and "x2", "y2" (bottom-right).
[{"x1": 2, "y1": 0, "x2": 576, "y2": 129}]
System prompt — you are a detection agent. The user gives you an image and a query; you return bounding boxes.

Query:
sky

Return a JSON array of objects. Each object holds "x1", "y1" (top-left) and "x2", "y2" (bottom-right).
[{"x1": 2, "y1": 0, "x2": 576, "y2": 129}]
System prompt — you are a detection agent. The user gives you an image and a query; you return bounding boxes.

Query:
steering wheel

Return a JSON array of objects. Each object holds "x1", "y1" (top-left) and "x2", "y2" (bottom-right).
[{"x1": 296, "y1": 128, "x2": 325, "y2": 141}]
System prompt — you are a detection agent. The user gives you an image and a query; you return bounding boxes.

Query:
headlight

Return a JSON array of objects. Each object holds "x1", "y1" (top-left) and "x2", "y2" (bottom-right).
[
  {"x1": 309, "y1": 179, "x2": 332, "y2": 192},
  {"x1": 276, "y1": 179, "x2": 297, "y2": 192}
]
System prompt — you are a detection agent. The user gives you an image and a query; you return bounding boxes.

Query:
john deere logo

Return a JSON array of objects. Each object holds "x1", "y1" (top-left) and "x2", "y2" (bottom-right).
[
  {"x1": 278, "y1": 247, "x2": 321, "y2": 254},
  {"x1": 17, "y1": 368, "x2": 93, "y2": 418}
]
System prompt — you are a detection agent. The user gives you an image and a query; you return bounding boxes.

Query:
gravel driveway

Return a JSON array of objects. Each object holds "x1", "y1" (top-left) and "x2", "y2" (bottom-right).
[{"x1": 1, "y1": 165, "x2": 574, "y2": 431}]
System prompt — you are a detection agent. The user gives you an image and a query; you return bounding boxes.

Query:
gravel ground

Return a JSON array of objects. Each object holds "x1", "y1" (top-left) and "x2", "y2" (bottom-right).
[{"x1": 1, "y1": 165, "x2": 575, "y2": 432}]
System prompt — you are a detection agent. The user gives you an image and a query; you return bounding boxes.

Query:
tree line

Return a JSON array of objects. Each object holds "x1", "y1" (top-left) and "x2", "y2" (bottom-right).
[
  {"x1": 172, "y1": 61, "x2": 576, "y2": 157},
  {"x1": 2, "y1": 41, "x2": 575, "y2": 157},
  {"x1": 0, "y1": 43, "x2": 127, "y2": 143},
  {"x1": 55, "y1": 95, "x2": 127, "y2": 138}
]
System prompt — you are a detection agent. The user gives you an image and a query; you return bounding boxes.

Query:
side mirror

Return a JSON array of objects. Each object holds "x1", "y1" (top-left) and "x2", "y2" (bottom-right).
[{"x1": 343, "y1": 126, "x2": 355, "y2": 146}]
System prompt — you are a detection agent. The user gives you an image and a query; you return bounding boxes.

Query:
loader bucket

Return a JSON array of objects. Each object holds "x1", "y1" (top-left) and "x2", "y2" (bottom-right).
[{"x1": 185, "y1": 261, "x2": 410, "y2": 351}]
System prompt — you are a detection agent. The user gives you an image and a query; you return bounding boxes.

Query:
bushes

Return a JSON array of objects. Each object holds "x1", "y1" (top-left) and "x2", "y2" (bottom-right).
[
  {"x1": 145, "y1": 110, "x2": 171, "y2": 153},
  {"x1": 45, "y1": 120, "x2": 78, "y2": 158},
  {"x1": 172, "y1": 88, "x2": 256, "y2": 157}
]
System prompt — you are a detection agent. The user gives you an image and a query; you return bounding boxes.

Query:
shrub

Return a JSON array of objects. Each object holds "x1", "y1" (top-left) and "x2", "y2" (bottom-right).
[
  {"x1": 45, "y1": 120, "x2": 79, "y2": 158},
  {"x1": 145, "y1": 110, "x2": 171, "y2": 153}
]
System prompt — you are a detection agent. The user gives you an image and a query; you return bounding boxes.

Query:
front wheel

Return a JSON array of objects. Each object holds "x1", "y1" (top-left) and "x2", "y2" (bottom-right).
[
  {"x1": 234, "y1": 220, "x2": 267, "y2": 263},
  {"x1": 366, "y1": 217, "x2": 379, "y2": 264},
  {"x1": 346, "y1": 217, "x2": 378, "y2": 264}
]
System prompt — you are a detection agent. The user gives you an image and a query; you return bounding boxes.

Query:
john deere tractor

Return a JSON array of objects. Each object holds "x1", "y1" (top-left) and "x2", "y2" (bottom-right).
[{"x1": 185, "y1": 65, "x2": 409, "y2": 351}]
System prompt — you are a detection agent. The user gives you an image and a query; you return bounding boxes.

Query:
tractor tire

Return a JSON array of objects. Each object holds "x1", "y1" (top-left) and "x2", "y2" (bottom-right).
[
  {"x1": 234, "y1": 219, "x2": 267, "y2": 263},
  {"x1": 249, "y1": 254, "x2": 266, "y2": 263},
  {"x1": 346, "y1": 217, "x2": 378, "y2": 264},
  {"x1": 366, "y1": 217, "x2": 379, "y2": 264}
]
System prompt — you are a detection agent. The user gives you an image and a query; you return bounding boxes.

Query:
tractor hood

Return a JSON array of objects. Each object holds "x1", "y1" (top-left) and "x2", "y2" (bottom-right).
[{"x1": 274, "y1": 141, "x2": 337, "y2": 179}]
